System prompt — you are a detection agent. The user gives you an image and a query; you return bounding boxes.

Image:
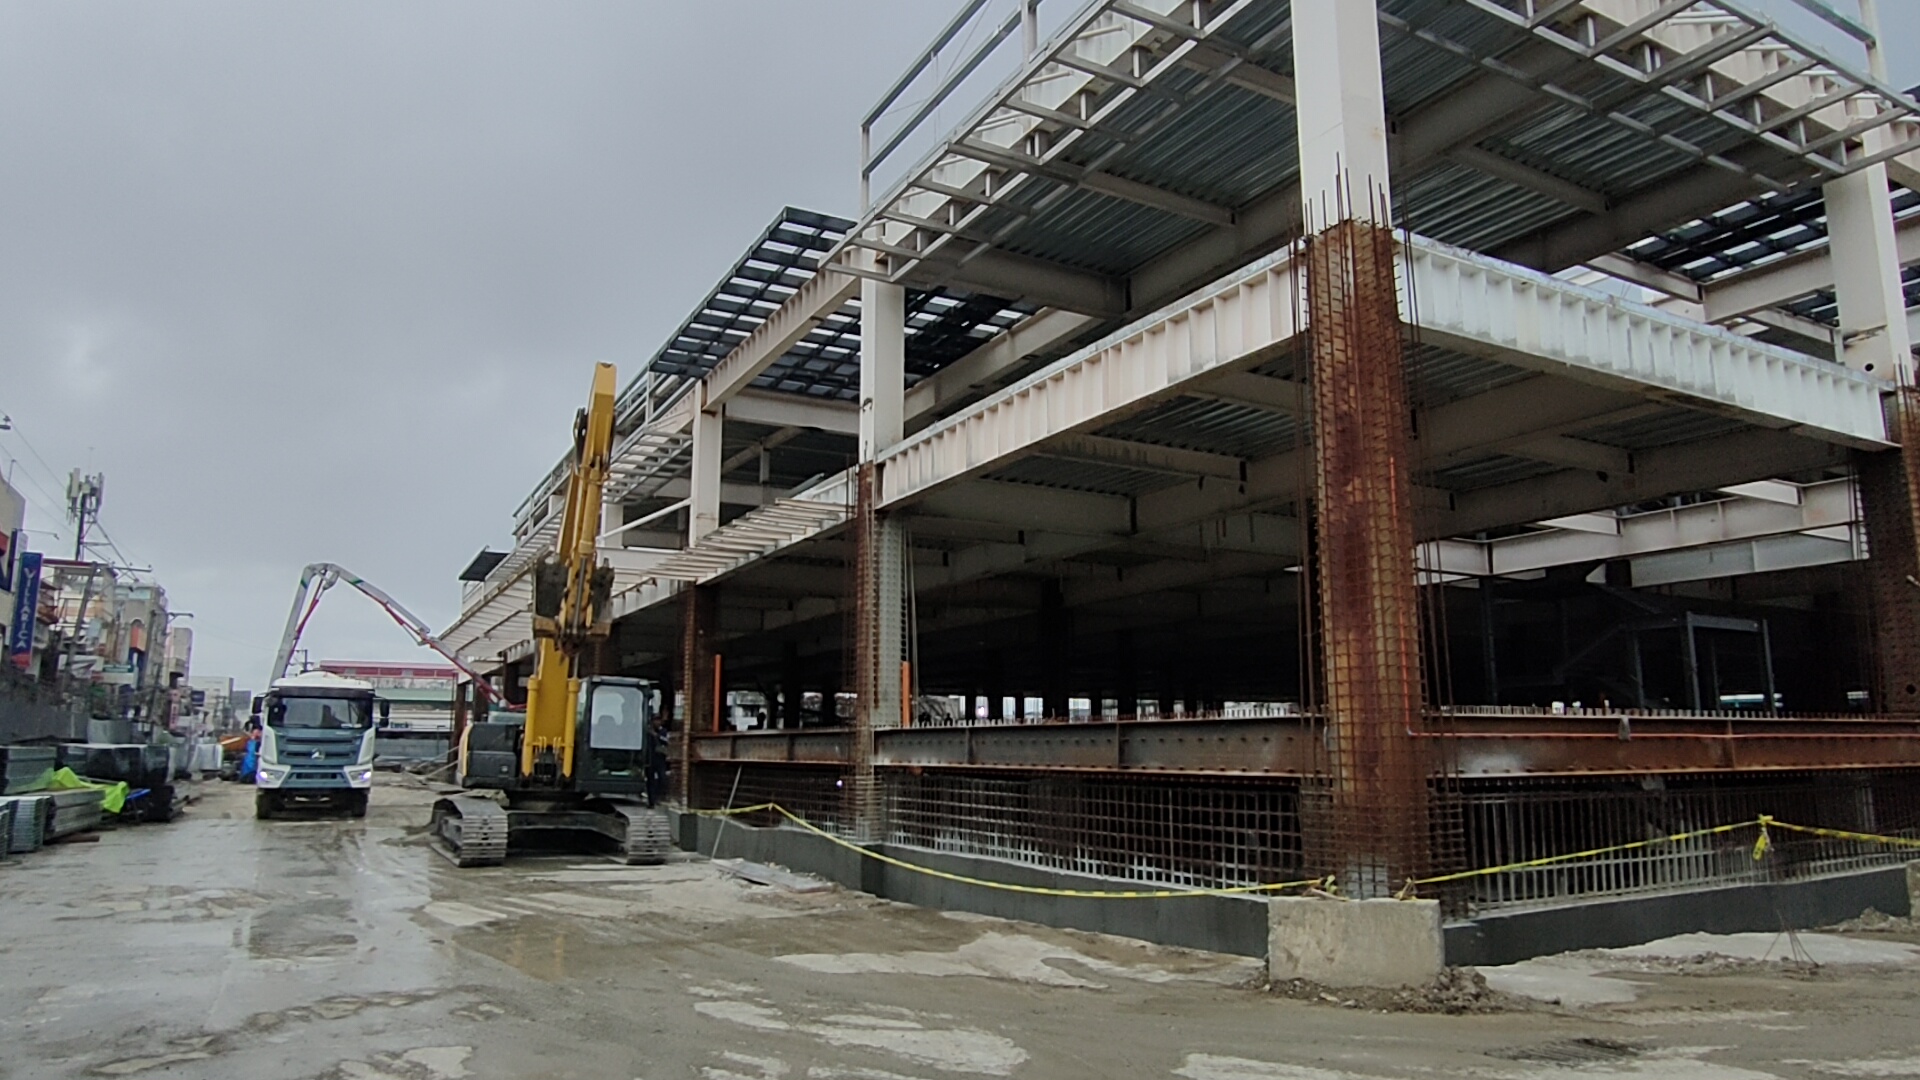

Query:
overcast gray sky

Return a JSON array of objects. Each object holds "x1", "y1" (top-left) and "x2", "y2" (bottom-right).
[
  {"x1": 0, "y1": 1, "x2": 1914, "y2": 691},
  {"x1": 0, "y1": 1, "x2": 961, "y2": 688}
]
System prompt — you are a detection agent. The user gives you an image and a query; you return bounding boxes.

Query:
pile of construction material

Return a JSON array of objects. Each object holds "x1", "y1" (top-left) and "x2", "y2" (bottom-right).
[
  {"x1": 59, "y1": 743, "x2": 181, "y2": 822},
  {"x1": 0, "y1": 741, "x2": 184, "y2": 859}
]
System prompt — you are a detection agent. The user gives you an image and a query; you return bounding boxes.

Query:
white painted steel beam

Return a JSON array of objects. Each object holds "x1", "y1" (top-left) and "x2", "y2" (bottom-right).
[
  {"x1": 1704, "y1": 215, "x2": 1920, "y2": 323},
  {"x1": 1481, "y1": 478, "x2": 1855, "y2": 576},
  {"x1": 1041, "y1": 434, "x2": 1243, "y2": 479},
  {"x1": 1404, "y1": 240, "x2": 1893, "y2": 450},
  {"x1": 725, "y1": 389, "x2": 858, "y2": 435},
  {"x1": 903, "y1": 308, "x2": 1098, "y2": 424},
  {"x1": 1441, "y1": 428, "x2": 1853, "y2": 538},
  {"x1": 878, "y1": 243, "x2": 1305, "y2": 507},
  {"x1": 703, "y1": 269, "x2": 858, "y2": 408},
  {"x1": 1192, "y1": 371, "x2": 1307, "y2": 415}
]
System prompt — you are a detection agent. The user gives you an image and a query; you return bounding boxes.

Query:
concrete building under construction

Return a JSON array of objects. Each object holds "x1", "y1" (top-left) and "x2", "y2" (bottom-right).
[{"x1": 445, "y1": 0, "x2": 1920, "y2": 946}]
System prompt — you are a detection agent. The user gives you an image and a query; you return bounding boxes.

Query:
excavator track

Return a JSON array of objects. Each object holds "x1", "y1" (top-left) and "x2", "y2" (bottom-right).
[
  {"x1": 613, "y1": 802, "x2": 672, "y2": 865},
  {"x1": 430, "y1": 795, "x2": 509, "y2": 868}
]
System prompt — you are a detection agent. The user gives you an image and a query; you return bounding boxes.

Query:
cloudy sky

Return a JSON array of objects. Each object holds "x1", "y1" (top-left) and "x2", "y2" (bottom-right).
[
  {"x1": 0, "y1": 1, "x2": 960, "y2": 688},
  {"x1": 0, "y1": 1, "x2": 1914, "y2": 691}
]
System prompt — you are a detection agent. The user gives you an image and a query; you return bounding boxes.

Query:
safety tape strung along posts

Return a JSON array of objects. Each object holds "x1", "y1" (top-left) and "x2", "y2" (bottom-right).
[
  {"x1": 691, "y1": 804, "x2": 1920, "y2": 902},
  {"x1": 692, "y1": 803, "x2": 1329, "y2": 899}
]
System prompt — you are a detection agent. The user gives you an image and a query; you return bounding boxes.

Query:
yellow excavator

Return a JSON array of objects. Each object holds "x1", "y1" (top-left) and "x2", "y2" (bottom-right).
[{"x1": 431, "y1": 363, "x2": 672, "y2": 867}]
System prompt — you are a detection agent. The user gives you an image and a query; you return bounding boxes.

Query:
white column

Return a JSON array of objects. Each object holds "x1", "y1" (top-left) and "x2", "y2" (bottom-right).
[
  {"x1": 1826, "y1": 164, "x2": 1913, "y2": 381},
  {"x1": 1827, "y1": 2, "x2": 1912, "y2": 382},
  {"x1": 860, "y1": 277, "x2": 906, "y2": 461},
  {"x1": 601, "y1": 502, "x2": 624, "y2": 549},
  {"x1": 689, "y1": 402, "x2": 723, "y2": 543},
  {"x1": 1291, "y1": 0, "x2": 1392, "y2": 230}
]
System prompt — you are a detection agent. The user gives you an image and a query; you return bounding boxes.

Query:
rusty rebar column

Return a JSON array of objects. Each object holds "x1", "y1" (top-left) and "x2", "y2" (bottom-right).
[
  {"x1": 848, "y1": 463, "x2": 899, "y2": 840},
  {"x1": 1306, "y1": 216, "x2": 1430, "y2": 897},
  {"x1": 676, "y1": 584, "x2": 716, "y2": 806},
  {"x1": 1857, "y1": 387, "x2": 1920, "y2": 715}
]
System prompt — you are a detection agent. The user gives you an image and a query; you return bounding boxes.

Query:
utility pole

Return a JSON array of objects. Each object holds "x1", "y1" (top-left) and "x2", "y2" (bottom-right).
[{"x1": 66, "y1": 470, "x2": 103, "y2": 560}]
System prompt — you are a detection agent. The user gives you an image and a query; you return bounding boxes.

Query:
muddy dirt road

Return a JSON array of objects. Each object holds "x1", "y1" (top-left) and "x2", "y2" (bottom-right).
[{"x1": 4, "y1": 779, "x2": 1920, "y2": 1079}]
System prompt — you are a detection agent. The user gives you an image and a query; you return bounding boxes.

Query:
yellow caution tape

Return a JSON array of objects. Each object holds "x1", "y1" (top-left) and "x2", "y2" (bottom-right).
[
  {"x1": 1408, "y1": 820, "x2": 1760, "y2": 888},
  {"x1": 689, "y1": 803, "x2": 1920, "y2": 901},
  {"x1": 692, "y1": 802, "x2": 1328, "y2": 899},
  {"x1": 1764, "y1": 816, "x2": 1920, "y2": 850}
]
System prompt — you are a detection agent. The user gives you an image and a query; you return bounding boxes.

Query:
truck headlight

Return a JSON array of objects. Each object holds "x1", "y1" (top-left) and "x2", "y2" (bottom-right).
[
  {"x1": 255, "y1": 765, "x2": 290, "y2": 788},
  {"x1": 344, "y1": 766, "x2": 374, "y2": 788}
]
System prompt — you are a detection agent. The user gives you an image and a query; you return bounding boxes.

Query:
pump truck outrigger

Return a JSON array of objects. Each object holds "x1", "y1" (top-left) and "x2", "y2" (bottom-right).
[{"x1": 430, "y1": 362, "x2": 672, "y2": 867}]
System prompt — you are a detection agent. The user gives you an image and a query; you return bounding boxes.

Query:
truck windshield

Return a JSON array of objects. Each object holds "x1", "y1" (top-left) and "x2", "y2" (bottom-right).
[{"x1": 272, "y1": 697, "x2": 371, "y2": 730}]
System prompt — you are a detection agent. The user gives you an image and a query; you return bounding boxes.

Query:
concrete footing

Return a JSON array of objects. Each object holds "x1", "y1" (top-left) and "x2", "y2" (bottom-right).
[{"x1": 1267, "y1": 897, "x2": 1444, "y2": 988}]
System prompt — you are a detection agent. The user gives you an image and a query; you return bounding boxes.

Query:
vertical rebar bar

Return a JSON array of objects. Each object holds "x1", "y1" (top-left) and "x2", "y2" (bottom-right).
[{"x1": 1305, "y1": 208, "x2": 1430, "y2": 897}]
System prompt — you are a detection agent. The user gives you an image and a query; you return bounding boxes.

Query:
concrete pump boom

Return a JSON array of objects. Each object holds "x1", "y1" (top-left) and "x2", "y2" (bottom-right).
[{"x1": 269, "y1": 562, "x2": 499, "y2": 701}]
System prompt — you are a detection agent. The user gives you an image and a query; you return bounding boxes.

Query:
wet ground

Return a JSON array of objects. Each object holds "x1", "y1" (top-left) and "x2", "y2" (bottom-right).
[{"x1": 7, "y1": 779, "x2": 1920, "y2": 1079}]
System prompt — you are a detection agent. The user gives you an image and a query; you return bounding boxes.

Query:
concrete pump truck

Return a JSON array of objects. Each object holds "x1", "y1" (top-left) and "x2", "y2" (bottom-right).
[{"x1": 430, "y1": 362, "x2": 672, "y2": 866}]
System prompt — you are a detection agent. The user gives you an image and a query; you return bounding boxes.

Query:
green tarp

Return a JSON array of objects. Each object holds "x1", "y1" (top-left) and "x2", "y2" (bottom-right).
[{"x1": 46, "y1": 767, "x2": 129, "y2": 815}]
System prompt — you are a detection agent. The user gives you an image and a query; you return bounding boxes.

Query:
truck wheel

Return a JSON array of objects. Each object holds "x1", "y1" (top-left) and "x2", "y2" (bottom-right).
[
  {"x1": 348, "y1": 791, "x2": 369, "y2": 819},
  {"x1": 254, "y1": 792, "x2": 274, "y2": 820}
]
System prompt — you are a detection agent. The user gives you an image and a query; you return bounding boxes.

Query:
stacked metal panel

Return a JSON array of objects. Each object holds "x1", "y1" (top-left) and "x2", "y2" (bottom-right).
[
  {"x1": 0, "y1": 795, "x2": 51, "y2": 852},
  {"x1": 46, "y1": 788, "x2": 104, "y2": 840},
  {"x1": 0, "y1": 746, "x2": 57, "y2": 794}
]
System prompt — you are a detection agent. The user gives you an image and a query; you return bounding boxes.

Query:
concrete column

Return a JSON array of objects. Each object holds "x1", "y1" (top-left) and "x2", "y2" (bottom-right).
[
  {"x1": 690, "y1": 402, "x2": 723, "y2": 544},
  {"x1": 860, "y1": 278, "x2": 906, "y2": 459},
  {"x1": 1294, "y1": 0, "x2": 1428, "y2": 897},
  {"x1": 676, "y1": 585, "x2": 717, "y2": 805}
]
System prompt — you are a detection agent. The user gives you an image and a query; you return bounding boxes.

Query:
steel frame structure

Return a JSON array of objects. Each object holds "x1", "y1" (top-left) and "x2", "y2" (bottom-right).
[{"x1": 441, "y1": 0, "x2": 1920, "y2": 911}]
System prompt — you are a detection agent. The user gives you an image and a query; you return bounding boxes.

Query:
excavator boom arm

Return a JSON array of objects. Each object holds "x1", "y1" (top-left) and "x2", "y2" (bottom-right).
[{"x1": 521, "y1": 362, "x2": 620, "y2": 780}]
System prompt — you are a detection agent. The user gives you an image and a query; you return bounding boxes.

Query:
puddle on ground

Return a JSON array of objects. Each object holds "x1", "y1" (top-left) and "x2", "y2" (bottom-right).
[
  {"x1": 331, "y1": 1045, "x2": 473, "y2": 1080},
  {"x1": 776, "y1": 929, "x2": 1260, "y2": 989},
  {"x1": 247, "y1": 897, "x2": 360, "y2": 960},
  {"x1": 691, "y1": 986, "x2": 1027, "y2": 1077},
  {"x1": 1480, "y1": 931, "x2": 1920, "y2": 1006},
  {"x1": 1174, "y1": 1048, "x2": 1784, "y2": 1080}
]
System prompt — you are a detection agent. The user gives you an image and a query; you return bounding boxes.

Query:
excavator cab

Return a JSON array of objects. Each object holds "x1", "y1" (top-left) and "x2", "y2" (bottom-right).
[
  {"x1": 574, "y1": 677, "x2": 662, "y2": 795},
  {"x1": 453, "y1": 676, "x2": 655, "y2": 792}
]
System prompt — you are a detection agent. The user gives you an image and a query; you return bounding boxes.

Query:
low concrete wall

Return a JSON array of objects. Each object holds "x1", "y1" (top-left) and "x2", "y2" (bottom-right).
[
  {"x1": 669, "y1": 811, "x2": 1270, "y2": 957},
  {"x1": 1269, "y1": 897, "x2": 1444, "y2": 988},
  {"x1": 670, "y1": 813, "x2": 1914, "y2": 968},
  {"x1": 1445, "y1": 866, "x2": 1912, "y2": 967}
]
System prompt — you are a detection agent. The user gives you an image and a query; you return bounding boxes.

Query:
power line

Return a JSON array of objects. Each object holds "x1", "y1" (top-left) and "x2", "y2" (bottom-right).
[
  {"x1": 0, "y1": 414, "x2": 70, "y2": 504},
  {"x1": 0, "y1": 411, "x2": 142, "y2": 566}
]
